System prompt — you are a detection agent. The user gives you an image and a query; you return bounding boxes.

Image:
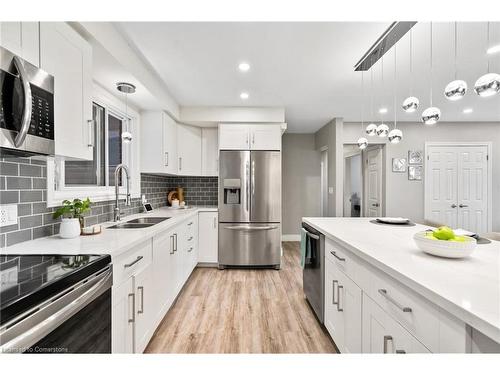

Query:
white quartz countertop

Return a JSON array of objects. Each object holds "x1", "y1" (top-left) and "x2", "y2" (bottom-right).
[
  {"x1": 1, "y1": 206, "x2": 217, "y2": 259},
  {"x1": 303, "y1": 217, "x2": 500, "y2": 343}
]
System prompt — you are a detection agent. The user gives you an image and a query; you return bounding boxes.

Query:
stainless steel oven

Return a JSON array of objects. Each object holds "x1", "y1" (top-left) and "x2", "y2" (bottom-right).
[{"x1": 0, "y1": 46, "x2": 55, "y2": 156}]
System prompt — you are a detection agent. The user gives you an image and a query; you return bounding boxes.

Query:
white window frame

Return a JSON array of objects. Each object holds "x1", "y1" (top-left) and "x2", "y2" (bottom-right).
[{"x1": 47, "y1": 84, "x2": 141, "y2": 207}]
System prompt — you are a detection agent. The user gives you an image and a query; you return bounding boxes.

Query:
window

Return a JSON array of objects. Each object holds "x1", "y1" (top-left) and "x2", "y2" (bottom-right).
[{"x1": 63, "y1": 102, "x2": 131, "y2": 188}]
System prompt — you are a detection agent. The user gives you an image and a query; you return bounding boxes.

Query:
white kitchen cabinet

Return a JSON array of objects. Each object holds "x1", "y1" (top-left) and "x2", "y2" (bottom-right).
[
  {"x1": 201, "y1": 128, "x2": 218, "y2": 176},
  {"x1": 40, "y1": 22, "x2": 93, "y2": 160},
  {"x1": 134, "y1": 262, "x2": 155, "y2": 354},
  {"x1": 324, "y1": 257, "x2": 362, "y2": 353},
  {"x1": 112, "y1": 276, "x2": 134, "y2": 354},
  {"x1": 141, "y1": 111, "x2": 178, "y2": 175},
  {"x1": 0, "y1": 22, "x2": 40, "y2": 66},
  {"x1": 198, "y1": 212, "x2": 218, "y2": 264},
  {"x1": 219, "y1": 124, "x2": 281, "y2": 150},
  {"x1": 362, "y1": 294, "x2": 430, "y2": 353},
  {"x1": 177, "y1": 124, "x2": 202, "y2": 175},
  {"x1": 152, "y1": 229, "x2": 176, "y2": 322}
]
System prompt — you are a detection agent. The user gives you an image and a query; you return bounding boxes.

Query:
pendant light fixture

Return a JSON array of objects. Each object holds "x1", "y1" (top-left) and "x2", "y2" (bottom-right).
[
  {"x1": 388, "y1": 46, "x2": 403, "y2": 144},
  {"x1": 444, "y1": 22, "x2": 467, "y2": 101},
  {"x1": 365, "y1": 59, "x2": 378, "y2": 136},
  {"x1": 474, "y1": 22, "x2": 500, "y2": 97},
  {"x1": 376, "y1": 57, "x2": 389, "y2": 137},
  {"x1": 422, "y1": 23, "x2": 441, "y2": 126},
  {"x1": 402, "y1": 29, "x2": 420, "y2": 112},
  {"x1": 116, "y1": 82, "x2": 136, "y2": 143},
  {"x1": 358, "y1": 71, "x2": 368, "y2": 150}
]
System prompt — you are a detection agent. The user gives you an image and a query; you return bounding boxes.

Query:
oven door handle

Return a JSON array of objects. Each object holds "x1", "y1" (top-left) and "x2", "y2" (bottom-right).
[
  {"x1": 0, "y1": 268, "x2": 112, "y2": 353},
  {"x1": 12, "y1": 55, "x2": 33, "y2": 148}
]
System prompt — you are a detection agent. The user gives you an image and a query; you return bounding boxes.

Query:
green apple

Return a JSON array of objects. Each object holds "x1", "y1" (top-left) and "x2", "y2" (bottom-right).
[
  {"x1": 449, "y1": 235, "x2": 468, "y2": 243},
  {"x1": 432, "y1": 226, "x2": 455, "y2": 241}
]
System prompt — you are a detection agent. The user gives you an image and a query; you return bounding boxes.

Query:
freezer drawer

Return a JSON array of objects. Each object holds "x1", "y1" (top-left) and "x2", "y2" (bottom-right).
[{"x1": 218, "y1": 223, "x2": 281, "y2": 267}]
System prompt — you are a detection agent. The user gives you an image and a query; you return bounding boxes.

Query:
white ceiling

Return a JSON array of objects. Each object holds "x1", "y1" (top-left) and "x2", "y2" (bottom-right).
[{"x1": 116, "y1": 22, "x2": 500, "y2": 132}]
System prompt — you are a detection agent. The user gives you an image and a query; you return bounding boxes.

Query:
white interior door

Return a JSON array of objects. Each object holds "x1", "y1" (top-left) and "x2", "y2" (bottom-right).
[
  {"x1": 456, "y1": 146, "x2": 489, "y2": 233},
  {"x1": 425, "y1": 144, "x2": 489, "y2": 232},
  {"x1": 364, "y1": 147, "x2": 383, "y2": 217}
]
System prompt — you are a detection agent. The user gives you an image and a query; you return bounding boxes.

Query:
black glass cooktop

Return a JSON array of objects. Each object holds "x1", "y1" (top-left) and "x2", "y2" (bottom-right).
[{"x1": 0, "y1": 254, "x2": 111, "y2": 325}]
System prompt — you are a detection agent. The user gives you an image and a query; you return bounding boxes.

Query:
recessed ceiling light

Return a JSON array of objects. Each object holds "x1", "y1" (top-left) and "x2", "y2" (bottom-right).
[
  {"x1": 487, "y1": 44, "x2": 500, "y2": 55},
  {"x1": 240, "y1": 92, "x2": 249, "y2": 100},
  {"x1": 463, "y1": 108, "x2": 473, "y2": 114},
  {"x1": 238, "y1": 62, "x2": 250, "y2": 72},
  {"x1": 379, "y1": 107, "x2": 388, "y2": 114}
]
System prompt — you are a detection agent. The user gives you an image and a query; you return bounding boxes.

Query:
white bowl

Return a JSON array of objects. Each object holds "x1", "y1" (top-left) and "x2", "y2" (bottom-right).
[{"x1": 413, "y1": 231, "x2": 477, "y2": 259}]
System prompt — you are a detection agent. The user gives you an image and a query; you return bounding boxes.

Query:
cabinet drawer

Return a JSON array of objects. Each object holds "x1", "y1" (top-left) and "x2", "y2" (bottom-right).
[
  {"x1": 113, "y1": 240, "x2": 153, "y2": 286},
  {"x1": 325, "y1": 238, "x2": 359, "y2": 283}
]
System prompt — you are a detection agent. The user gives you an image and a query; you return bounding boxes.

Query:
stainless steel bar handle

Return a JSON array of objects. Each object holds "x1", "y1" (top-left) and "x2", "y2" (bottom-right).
[
  {"x1": 252, "y1": 132, "x2": 255, "y2": 144},
  {"x1": 451, "y1": 204, "x2": 457, "y2": 208},
  {"x1": 225, "y1": 225, "x2": 278, "y2": 231},
  {"x1": 87, "y1": 120, "x2": 95, "y2": 147},
  {"x1": 305, "y1": 231, "x2": 320, "y2": 240},
  {"x1": 337, "y1": 285, "x2": 344, "y2": 312},
  {"x1": 170, "y1": 235, "x2": 175, "y2": 254},
  {"x1": 128, "y1": 293, "x2": 135, "y2": 323},
  {"x1": 0, "y1": 268, "x2": 112, "y2": 352},
  {"x1": 137, "y1": 286, "x2": 144, "y2": 314},
  {"x1": 330, "y1": 251, "x2": 346, "y2": 262},
  {"x1": 383, "y1": 335, "x2": 393, "y2": 354},
  {"x1": 124, "y1": 256, "x2": 144, "y2": 268},
  {"x1": 459, "y1": 204, "x2": 468, "y2": 208},
  {"x1": 179, "y1": 157, "x2": 182, "y2": 171},
  {"x1": 213, "y1": 217, "x2": 217, "y2": 229},
  {"x1": 251, "y1": 160, "x2": 255, "y2": 196},
  {"x1": 332, "y1": 280, "x2": 339, "y2": 305},
  {"x1": 165, "y1": 152, "x2": 169, "y2": 166},
  {"x1": 396, "y1": 350, "x2": 406, "y2": 354},
  {"x1": 378, "y1": 289, "x2": 412, "y2": 312},
  {"x1": 174, "y1": 233, "x2": 178, "y2": 252},
  {"x1": 246, "y1": 160, "x2": 250, "y2": 213},
  {"x1": 12, "y1": 56, "x2": 33, "y2": 148}
]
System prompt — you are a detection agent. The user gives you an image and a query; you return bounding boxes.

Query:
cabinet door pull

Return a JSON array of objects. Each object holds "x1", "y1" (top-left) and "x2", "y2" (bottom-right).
[
  {"x1": 330, "y1": 251, "x2": 346, "y2": 262},
  {"x1": 383, "y1": 335, "x2": 393, "y2": 354},
  {"x1": 165, "y1": 152, "x2": 169, "y2": 166},
  {"x1": 179, "y1": 157, "x2": 182, "y2": 171},
  {"x1": 378, "y1": 289, "x2": 412, "y2": 312},
  {"x1": 170, "y1": 235, "x2": 175, "y2": 254},
  {"x1": 396, "y1": 350, "x2": 406, "y2": 354},
  {"x1": 137, "y1": 286, "x2": 144, "y2": 314},
  {"x1": 213, "y1": 217, "x2": 217, "y2": 229},
  {"x1": 252, "y1": 132, "x2": 255, "y2": 144},
  {"x1": 188, "y1": 236, "x2": 193, "y2": 241},
  {"x1": 332, "y1": 280, "x2": 338, "y2": 305},
  {"x1": 174, "y1": 233, "x2": 178, "y2": 252},
  {"x1": 87, "y1": 120, "x2": 95, "y2": 147},
  {"x1": 188, "y1": 246, "x2": 193, "y2": 252},
  {"x1": 124, "y1": 256, "x2": 143, "y2": 268},
  {"x1": 337, "y1": 285, "x2": 344, "y2": 312},
  {"x1": 128, "y1": 293, "x2": 135, "y2": 323}
]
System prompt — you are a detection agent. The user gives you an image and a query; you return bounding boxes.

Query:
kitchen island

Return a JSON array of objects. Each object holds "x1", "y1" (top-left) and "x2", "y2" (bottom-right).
[{"x1": 303, "y1": 217, "x2": 500, "y2": 353}]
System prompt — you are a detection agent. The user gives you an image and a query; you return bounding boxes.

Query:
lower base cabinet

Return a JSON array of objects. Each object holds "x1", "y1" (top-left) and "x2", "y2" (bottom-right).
[
  {"x1": 198, "y1": 212, "x2": 218, "y2": 264},
  {"x1": 362, "y1": 294, "x2": 430, "y2": 353}
]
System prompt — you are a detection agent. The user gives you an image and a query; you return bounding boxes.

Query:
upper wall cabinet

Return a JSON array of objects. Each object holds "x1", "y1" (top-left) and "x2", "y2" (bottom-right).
[
  {"x1": 0, "y1": 22, "x2": 40, "y2": 66},
  {"x1": 141, "y1": 111, "x2": 178, "y2": 175},
  {"x1": 201, "y1": 128, "x2": 218, "y2": 176},
  {"x1": 40, "y1": 22, "x2": 93, "y2": 160},
  {"x1": 177, "y1": 124, "x2": 201, "y2": 176},
  {"x1": 218, "y1": 124, "x2": 282, "y2": 151}
]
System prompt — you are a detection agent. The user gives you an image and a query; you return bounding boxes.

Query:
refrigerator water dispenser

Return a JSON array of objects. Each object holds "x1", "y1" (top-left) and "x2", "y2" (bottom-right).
[{"x1": 223, "y1": 178, "x2": 241, "y2": 204}]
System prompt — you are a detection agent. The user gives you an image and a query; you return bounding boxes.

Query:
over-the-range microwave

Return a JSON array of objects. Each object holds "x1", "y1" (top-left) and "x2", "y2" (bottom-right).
[{"x1": 0, "y1": 46, "x2": 55, "y2": 156}]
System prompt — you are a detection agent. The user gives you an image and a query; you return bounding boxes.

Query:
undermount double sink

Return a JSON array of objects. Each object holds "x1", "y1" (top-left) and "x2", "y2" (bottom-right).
[{"x1": 107, "y1": 217, "x2": 171, "y2": 229}]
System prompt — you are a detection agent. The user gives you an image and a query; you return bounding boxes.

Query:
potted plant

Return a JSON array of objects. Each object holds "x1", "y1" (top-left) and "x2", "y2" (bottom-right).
[{"x1": 53, "y1": 198, "x2": 91, "y2": 239}]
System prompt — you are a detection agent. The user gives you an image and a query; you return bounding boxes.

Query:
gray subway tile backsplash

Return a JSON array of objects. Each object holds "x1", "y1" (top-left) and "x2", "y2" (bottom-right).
[{"x1": 1, "y1": 155, "x2": 218, "y2": 247}]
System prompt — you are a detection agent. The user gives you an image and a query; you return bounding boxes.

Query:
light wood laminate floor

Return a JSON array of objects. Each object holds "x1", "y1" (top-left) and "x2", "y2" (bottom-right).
[{"x1": 145, "y1": 242, "x2": 337, "y2": 353}]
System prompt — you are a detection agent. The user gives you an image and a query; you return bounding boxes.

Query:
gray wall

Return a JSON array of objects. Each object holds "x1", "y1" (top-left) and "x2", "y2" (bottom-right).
[
  {"x1": 343, "y1": 121, "x2": 500, "y2": 231},
  {"x1": 282, "y1": 134, "x2": 321, "y2": 236}
]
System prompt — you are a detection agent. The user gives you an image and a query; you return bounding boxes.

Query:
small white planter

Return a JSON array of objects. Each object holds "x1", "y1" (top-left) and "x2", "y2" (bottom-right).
[{"x1": 59, "y1": 218, "x2": 81, "y2": 239}]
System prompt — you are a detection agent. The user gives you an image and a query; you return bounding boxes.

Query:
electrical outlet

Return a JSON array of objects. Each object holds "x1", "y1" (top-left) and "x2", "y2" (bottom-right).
[{"x1": 0, "y1": 204, "x2": 18, "y2": 227}]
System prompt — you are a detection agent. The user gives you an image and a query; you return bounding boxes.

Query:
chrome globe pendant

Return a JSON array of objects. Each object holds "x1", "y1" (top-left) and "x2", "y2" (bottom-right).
[
  {"x1": 422, "y1": 107, "x2": 441, "y2": 126},
  {"x1": 388, "y1": 128, "x2": 403, "y2": 143},
  {"x1": 445, "y1": 24, "x2": 467, "y2": 101},
  {"x1": 116, "y1": 82, "x2": 136, "y2": 143},
  {"x1": 357, "y1": 137, "x2": 368, "y2": 150},
  {"x1": 376, "y1": 123, "x2": 389, "y2": 137},
  {"x1": 365, "y1": 123, "x2": 377, "y2": 136},
  {"x1": 474, "y1": 73, "x2": 500, "y2": 97},
  {"x1": 403, "y1": 30, "x2": 420, "y2": 113},
  {"x1": 475, "y1": 23, "x2": 500, "y2": 98},
  {"x1": 422, "y1": 23, "x2": 441, "y2": 126},
  {"x1": 402, "y1": 96, "x2": 419, "y2": 112}
]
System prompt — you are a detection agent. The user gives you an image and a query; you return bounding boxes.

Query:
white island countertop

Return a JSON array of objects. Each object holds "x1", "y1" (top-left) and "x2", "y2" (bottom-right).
[
  {"x1": 1, "y1": 206, "x2": 217, "y2": 259},
  {"x1": 303, "y1": 217, "x2": 500, "y2": 343}
]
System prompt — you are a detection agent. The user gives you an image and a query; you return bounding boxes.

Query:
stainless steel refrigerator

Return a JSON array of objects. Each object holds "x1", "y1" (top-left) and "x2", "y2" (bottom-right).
[{"x1": 218, "y1": 150, "x2": 281, "y2": 269}]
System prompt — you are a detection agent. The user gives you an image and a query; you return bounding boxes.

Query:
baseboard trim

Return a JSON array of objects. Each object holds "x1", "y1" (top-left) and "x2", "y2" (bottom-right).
[{"x1": 282, "y1": 234, "x2": 300, "y2": 242}]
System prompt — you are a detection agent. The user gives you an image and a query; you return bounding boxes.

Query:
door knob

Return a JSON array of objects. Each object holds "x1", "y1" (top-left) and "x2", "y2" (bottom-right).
[
  {"x1": 459, "y1": 204, "x2": 468, "y2": 208},
  {"x1": 451, "y1": 204, "x2": 457, "y2": 208}
]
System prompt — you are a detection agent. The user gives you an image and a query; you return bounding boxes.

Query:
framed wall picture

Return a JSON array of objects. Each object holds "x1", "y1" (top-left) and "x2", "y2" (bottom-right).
[
  {"x1": 408, "y1": 165, "x2": 423, "y2": 181},
  {"x1": 408, "y1": 150, "x2": 423, "y2": 165},
  {"x1": 392, "y1": 158, "x2": 407, "y2": 173}
]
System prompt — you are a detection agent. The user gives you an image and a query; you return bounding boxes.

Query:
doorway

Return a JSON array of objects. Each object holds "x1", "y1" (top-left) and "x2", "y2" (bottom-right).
[
  {"x1": 343, "y1": 148, "x2": 362, "y2": 217},
  {"x1": 364, "y1": 145, "x2": 384, "y2": 217},
  {"x1": 425, "y1": 142, "x2": 492, "y2": 233}
]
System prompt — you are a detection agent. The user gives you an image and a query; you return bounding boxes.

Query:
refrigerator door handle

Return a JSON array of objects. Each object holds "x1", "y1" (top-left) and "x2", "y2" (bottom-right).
[
  {"x1": 251, "y1": 159, "x2": 255, "y2": 197},
  {"x1": 246, "y1": 160, "x2": 250, "y2": 214}
]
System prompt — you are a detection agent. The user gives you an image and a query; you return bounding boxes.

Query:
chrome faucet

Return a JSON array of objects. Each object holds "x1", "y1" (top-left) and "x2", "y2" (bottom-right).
[{"x1": 114, "y1": 164, "x2": 131, "y2": 222}]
